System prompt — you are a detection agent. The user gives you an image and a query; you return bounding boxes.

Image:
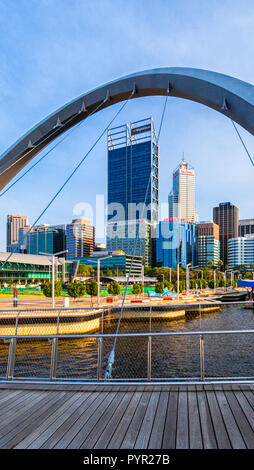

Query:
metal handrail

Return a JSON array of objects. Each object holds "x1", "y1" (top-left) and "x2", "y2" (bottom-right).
[{"x1": 1, "y1": 328, "x2": 254, "y2": 340}]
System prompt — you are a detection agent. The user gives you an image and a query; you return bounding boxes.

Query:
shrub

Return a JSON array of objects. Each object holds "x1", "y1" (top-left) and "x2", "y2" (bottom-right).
[
  {"x1": 43, "y1": 281, "x2": 62, "y2": 297},
  {"x1": 66, "y1": 281, "x2": 86, "y2": 299}
]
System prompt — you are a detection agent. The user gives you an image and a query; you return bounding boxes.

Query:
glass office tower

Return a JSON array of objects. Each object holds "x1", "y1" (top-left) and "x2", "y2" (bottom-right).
[
  {"x1": 107, "y1": 117, "x2": 159, "y2": 265},
  {"x1": 107, "y1": 117, "x2": 159, "y2": 224}
]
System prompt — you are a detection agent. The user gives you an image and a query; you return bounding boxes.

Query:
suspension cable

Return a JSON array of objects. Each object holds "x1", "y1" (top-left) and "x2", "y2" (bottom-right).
[
  {"x1": 230, "y1": 119, "x2": 254, "y2": 167},
  {"x1": 0, "y1": 99, "x2": 107, "y2": 198},
  {"x1": 0, "y1": 92, "x2": 134, "y2": 270},
  {"x1": 104, "y1": 91, "x2": 169, "y2": 379}
]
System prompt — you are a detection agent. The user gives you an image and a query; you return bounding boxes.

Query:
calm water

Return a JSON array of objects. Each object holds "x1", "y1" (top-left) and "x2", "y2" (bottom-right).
[{"x1": 1, "y1": 303, "x2": 254, "y2": 380}]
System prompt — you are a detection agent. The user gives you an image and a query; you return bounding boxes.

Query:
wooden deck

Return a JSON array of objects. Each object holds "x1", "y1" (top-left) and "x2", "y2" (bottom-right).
[{"x1": 0, "y1": 383, "x2": 254, "y2": 449}]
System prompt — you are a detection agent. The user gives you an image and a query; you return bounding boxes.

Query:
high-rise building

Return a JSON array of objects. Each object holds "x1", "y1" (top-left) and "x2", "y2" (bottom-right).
[
  {"x1": 27, "y1": 224, "x2": 66, "y2": 256},
  {"x1": 228, "y1": 235, "x2": 254, "y2": 269},
  {"x1": 213, "y1": 202, "x2": 239, "y2": 267},
  {"x1": 106, "y1": 117, "x2": 159, "y2": 265},
  {"x1": 66, "y1": 219, "x2": 94, "y2": 260},
  {"x1": 107, "y1": 117, "x2": 159, "y2": 223},
  {"x1": 168, "y1": 155, "x2": 197, "y2": 222},
  {"x1": 156, "y1": 218, "x2": 197, "y2": 269},
  {"x1": 106, "y1": 219, "x2": 153, "y2": 266},
  {"x1": 238, "y1": 219, "x2": 254, "y2": 237},
  {"x1": 6, "y1": 214, "x2": 28, "y2": 252},
  {"x1": 197, "y1": 221, "x2": 220, "y2": 267}
]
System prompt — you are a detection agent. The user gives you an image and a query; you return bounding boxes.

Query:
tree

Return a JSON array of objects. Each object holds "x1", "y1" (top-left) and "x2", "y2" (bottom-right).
[
  {"x1": 105, "y1": 268, "x2": 113, "y2": 277},
  {"x1": 218, "y1": 260, "x2": 223, "y2": 271},
  {"x1": 108, "y1": 280, "x2": 121, "y2": 296},
  {"x1": 85, "y1": 279, "x2": 98, "y2": 301},
  {"x1": 77, "y1": 264, "x2": 93, "y2": 277},
  {"x1": 132, "y1": 283, "x2": 143, "y2": 297},
  {"x1": 163, "y1": 280, "x2": 173, "y2": 291},
  {"x1": 66, "y1": 281, "x2": 86, "y2": 299},
  {"x1": 155, "y1": 281, "x2": 164, "y2": 294},
  {"x1": 43, "y1": 281, "x2": 62, "y2": 298}
]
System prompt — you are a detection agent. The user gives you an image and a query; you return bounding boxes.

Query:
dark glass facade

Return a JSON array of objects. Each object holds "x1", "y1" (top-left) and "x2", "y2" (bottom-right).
[
  {"x1": 107, "y1": 118, "x2": 159, "y2": 224},
  {"x1": 27, "y1": 225, "x2": 65, "y2": 256},
  {"x1": 156, "y1": 219, "x2": 197, "y2": 269},
  {"x1": 213, "y1": 202, "x2": 239, "y2": 266}
]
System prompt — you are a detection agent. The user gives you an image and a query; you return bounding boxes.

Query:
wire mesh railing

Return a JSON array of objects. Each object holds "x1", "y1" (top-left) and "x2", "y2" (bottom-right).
[{"x1": 0, "y1": 301, "x2": 253, "y2": 384}]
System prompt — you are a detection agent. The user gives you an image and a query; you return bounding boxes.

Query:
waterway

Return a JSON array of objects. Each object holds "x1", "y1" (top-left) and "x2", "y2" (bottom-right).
[{"x1": 0, "y1": 303, "x2": 254, "y2": 381}]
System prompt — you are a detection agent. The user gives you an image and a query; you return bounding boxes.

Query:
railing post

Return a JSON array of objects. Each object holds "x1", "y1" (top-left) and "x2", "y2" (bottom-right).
[
  {"x1": 97, "y1": 337, "x2": 103, "y2": 381},
  {"x1": 200, "y1": 335, "x2": 205, "y2": 381},
  {"x1": 15, "y1": 310, "x2": 20, "y2": 335},
  {"x1": 149, "y1": 306, "x2": 152, "y2": 333},
  {"x1": 50, "y1": 337, "x2": 58, "y2": 380},
  {"x1": 56, "y1": 309, "x2": 61, "y2": 335},
  {"x1": 101, "y1": 308, "x2": 104, "y2": 334},
  {"x1": 6, "y1": 338, "x2": 16, "y2": 380},
  {"x1": 147, "y1": 335, "x2": 152, "y2": 381}
]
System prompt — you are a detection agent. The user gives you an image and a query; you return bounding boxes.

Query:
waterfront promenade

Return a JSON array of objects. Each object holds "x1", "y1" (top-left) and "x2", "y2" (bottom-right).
[{"x1": 0, "y1": 382, "x2": 254, "y2": 449}]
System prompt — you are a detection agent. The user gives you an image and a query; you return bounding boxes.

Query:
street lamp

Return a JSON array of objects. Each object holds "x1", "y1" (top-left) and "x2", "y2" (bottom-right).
[
  {"x1": 224, "y1": 269, "x2": 232, "y2": 292},
  {"x1": 39, "y1": 250, "x2": 68, "y2": 308},
  {"x1": 88, "y1": 255, "x2": 112, "y2": 305},
  {"x1": 177, "y1": 261, "x2": 185, "y2": 300},
  {"x1": 188, "y1": 265, "x2": 200, "y2": 291},
  {"x1": 186, "y1": 263, "x2": 192, "y2": 295}
]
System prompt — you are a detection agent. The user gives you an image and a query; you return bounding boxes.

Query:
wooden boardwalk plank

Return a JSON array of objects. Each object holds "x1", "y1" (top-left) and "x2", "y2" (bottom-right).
[
  {"x1": 107, "y1": 392, "x2": 142, "y2": 449},
  {"x1": 4, "y1": 391, "x2": 70, "y2": 449},
  {"x1": 0, "y1": 389, "x2": 32, "y2": 414},
  {"x1": 148, "y1": 391, "x2": 169, "y2": 449},
  {"x1": 215, "y1": 391, "x2": 246, "y2": 449},
  {"x1": 196, "y1": 390, "x2": 217, "y2": 449},
  {"x1": 162, "y1": 390, "x2": 178, "y2": 449},
  {"x1": 176, "y1": 391, "x2": 189, "y2": 449},
  {"x1": 206, "y1": 391, "x2": 231, "y2": 449},
  {"x1": 94, "y1": 392, "x2": 134, "y2": 449},
  {"x1": 120, "y1": 392, "x2": 152, "y2": 449},
  {"x1": 81, "y1": 392, "x2": 126, "y2": 449},
  {"x1": 234, "y1": 390, "x2": 254, "y2": 431},
  {"x1": 40, "y1": 392, "x2": 97, "y2": 449},
  {"x1": 224, "y1": 390, "x2": 254, "y2": 449},
  {"x1": 14, "y1": 392, "x2": 78, "y2": 449},
  {"x1": 134, "y1": 392, "x2": 160, "y2": 449},
  {"x1": 0, "y1": 391, "x2": 51, "y2": 438},
  {"x1": 188, "y1": 390, "x2": 203, "y2": 449},
  {"x1": 26, "y1": 392, "x2": 85, "y2": 449},
  {"x1": 67, "y1": 392, "x2": 117, "y2": 449},
  {"x1": 54, "y1": 392, "x2": 110, "y2": 449}
]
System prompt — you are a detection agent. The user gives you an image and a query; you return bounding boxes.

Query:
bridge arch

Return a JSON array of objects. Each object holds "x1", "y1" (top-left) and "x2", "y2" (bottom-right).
[{"x1": 1, "y1": 66, "x2": 254, "y2": 190}]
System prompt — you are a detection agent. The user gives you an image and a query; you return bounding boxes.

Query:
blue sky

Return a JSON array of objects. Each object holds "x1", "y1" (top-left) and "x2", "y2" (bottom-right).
[{"x1": 0, "y1": 0, "x2": 254, "y2": 250}]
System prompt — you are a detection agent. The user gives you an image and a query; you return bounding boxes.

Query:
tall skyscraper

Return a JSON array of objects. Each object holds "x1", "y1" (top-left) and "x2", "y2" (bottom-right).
[
  {"x1": 106, "y1": 117, "x2": 159, "y2": 265},
  {"x1": 6, "y1": 214, "x2": 28, "y2": 252},
  {"x1": 213, "y1": 202, "x2": 239, "y2": 267},
  {"x1": 168, "y1": 155, "x2": 197, "y2": 222},
  {"x1": 197, "y1": 221, "x2": 220, "y2": 267},
  {"x1": 66, "y1": 219, "x2": 94, "y2": 260}
]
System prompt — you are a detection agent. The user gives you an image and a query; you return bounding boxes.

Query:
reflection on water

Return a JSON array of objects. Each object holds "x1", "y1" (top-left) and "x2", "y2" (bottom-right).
[{"x1": 0, "y1": 304, "x2": 254, "y2": 380}]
